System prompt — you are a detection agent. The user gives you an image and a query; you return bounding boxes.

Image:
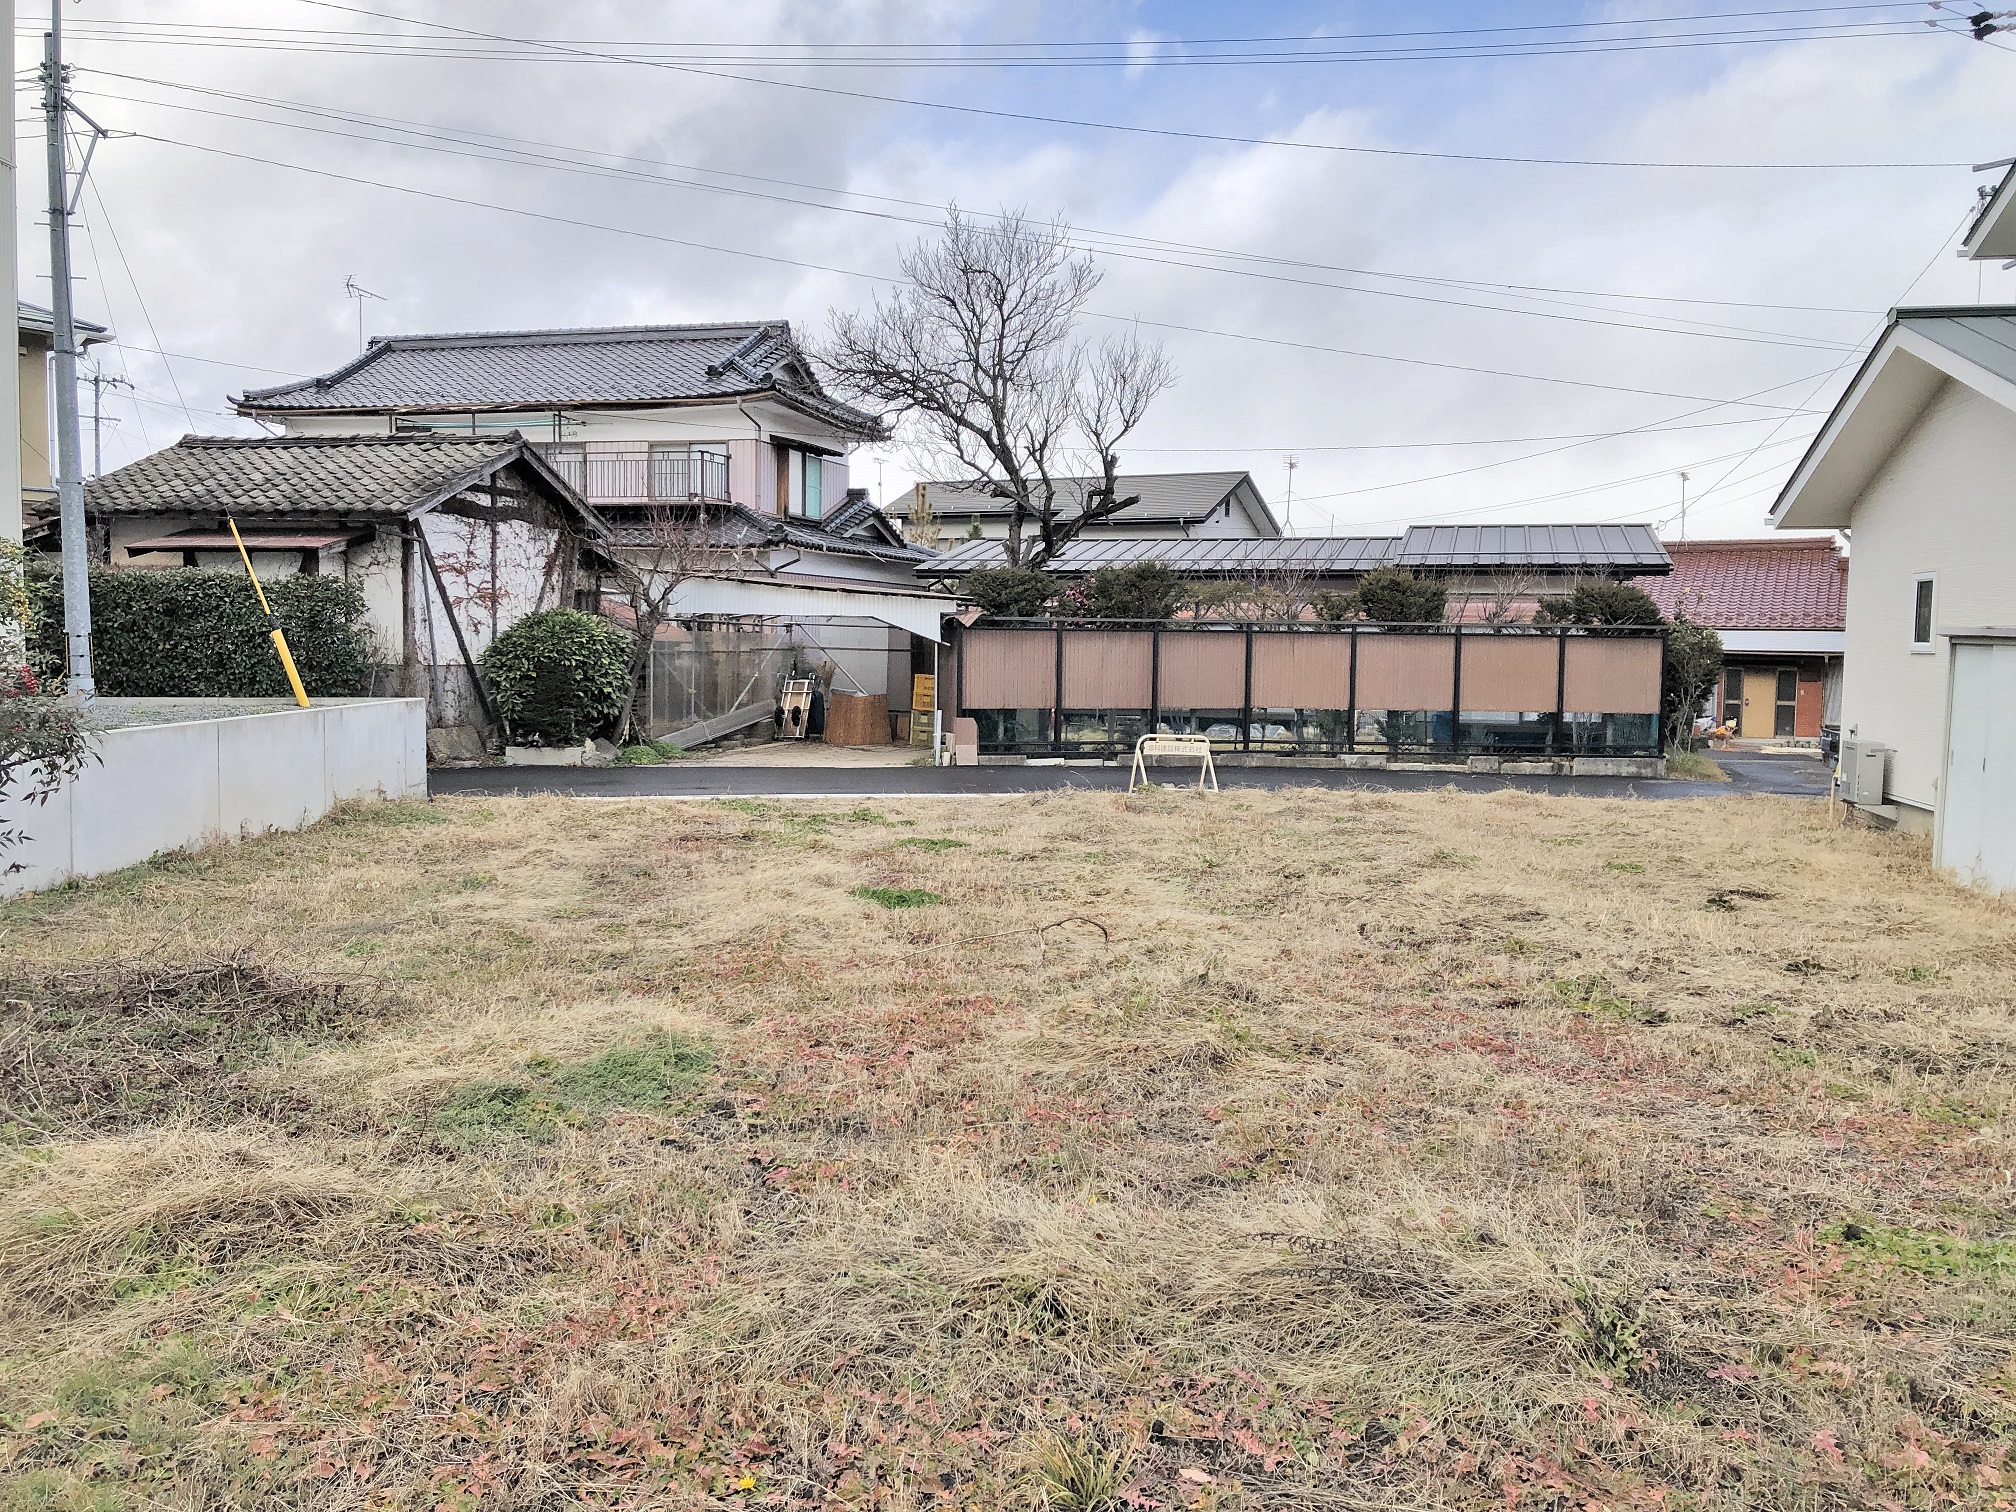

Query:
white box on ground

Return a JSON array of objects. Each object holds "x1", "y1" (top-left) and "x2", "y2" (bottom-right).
[{"x1": 0, "y1": 698, "x2": 426, "y2": 897}]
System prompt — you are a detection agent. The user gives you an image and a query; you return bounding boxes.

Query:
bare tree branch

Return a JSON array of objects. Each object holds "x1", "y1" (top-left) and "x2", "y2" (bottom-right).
[{"x1": 819, "y1": 208, "x2": 1175, "y2": 568}]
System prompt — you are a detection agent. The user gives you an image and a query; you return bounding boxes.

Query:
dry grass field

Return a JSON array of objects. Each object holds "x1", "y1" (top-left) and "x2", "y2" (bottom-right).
[{"x1": 1, "y1": 788, "x2": 2013, "y2": 1512}]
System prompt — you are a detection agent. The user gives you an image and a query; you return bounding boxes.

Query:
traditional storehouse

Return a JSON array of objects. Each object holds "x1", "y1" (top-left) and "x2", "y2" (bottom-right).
[{"x1": 81, "y1": 433, "x2": 609, "y2": 750}]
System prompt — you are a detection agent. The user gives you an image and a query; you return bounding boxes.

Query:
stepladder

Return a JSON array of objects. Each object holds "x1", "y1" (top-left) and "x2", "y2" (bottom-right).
[{"x1": 1128, "y1": 733, "x2": 1219, "y2": 794}]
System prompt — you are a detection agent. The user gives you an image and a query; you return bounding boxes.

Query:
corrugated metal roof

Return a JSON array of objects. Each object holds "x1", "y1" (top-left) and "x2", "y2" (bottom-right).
[
  {"x1": 604, "y1": 501, "x2": 935, "y2": 566},
  {"x1": 1391, "y1": 523, "x2": 1670, "y2": 571},
  {"x1": 236, "y1": 321, "x2": 884, "y2": 436},
  {"x1": 920, "y1": 535, "x2": 1396, "y2": 578},
  {"x1": 891, "y1": 472, "x2": 1276, "y2": 532},
  {"x1": 1632, "y1": 537, "x2": 1846, "y2": 631},
  {"x1": 1896, "y1": 307, "x2": 2016, "y2": 386},
  {"x1": 920, "y1": 523, "x2": 1671, "y2": 580}
]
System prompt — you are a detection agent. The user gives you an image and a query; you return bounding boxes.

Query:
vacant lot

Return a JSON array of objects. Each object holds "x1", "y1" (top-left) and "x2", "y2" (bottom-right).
[{"x1": 1, "y1": 789, "x2": 2012, "y2": 1511}]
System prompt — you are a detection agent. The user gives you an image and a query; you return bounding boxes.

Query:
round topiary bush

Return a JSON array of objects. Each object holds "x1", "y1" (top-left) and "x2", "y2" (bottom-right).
[{"x1": 480, "y1": 608, "x2": 629, "y2": 746}]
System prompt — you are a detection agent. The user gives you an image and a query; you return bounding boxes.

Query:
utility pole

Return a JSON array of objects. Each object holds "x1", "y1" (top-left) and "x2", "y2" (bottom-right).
[
  {"x1": 42, "y1": 4, "x2": 93, "y2": 697},
  {"x1": 86, "y1": 368, "x2": 130, "y2": 477},
  {"x1": 1283, "y1": 455, "x2": 1298, "y2": 534}
]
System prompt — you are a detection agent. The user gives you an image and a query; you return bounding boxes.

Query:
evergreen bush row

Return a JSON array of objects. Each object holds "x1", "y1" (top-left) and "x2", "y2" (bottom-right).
[{"x1": 28, "y1": 569, "x2": 376, "y2": 698}]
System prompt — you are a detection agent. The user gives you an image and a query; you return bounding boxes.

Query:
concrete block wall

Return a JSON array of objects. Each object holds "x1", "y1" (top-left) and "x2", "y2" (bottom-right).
[{"x1": 0, "y1": 698, "x2": 427, "y2": 896}]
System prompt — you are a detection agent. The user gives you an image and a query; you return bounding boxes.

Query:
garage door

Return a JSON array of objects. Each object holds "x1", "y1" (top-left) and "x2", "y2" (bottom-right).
[{"x1": 1938, "y1": 641, "x2": 2016, "y2": 892}]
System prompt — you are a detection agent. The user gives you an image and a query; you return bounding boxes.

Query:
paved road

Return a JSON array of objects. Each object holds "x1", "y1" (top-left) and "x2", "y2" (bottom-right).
[{"x1": 432, "y1": 751, "x2": 1831, "y2": 803}]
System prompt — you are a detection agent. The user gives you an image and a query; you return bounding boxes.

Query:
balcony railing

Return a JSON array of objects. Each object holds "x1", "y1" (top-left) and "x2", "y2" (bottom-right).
[{"x1": 545, "y1": 449, "x2": 730, "y2": 504}]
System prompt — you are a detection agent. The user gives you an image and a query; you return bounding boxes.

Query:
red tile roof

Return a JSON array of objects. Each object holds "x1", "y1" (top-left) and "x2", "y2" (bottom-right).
[{"x1": 1632, "y1": 537, "x2": 1846, "y2": 631}]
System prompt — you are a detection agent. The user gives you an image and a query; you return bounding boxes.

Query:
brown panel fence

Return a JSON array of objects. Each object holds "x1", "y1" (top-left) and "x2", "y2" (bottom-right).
[{"x1": 955, "y1": 621, "x2": 1666, "y2": 757}]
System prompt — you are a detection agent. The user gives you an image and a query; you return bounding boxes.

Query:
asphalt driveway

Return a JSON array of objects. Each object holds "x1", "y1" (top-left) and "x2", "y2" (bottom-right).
[{"x1": 431, "y1": 750, "x2": 1831, "y2": 803}]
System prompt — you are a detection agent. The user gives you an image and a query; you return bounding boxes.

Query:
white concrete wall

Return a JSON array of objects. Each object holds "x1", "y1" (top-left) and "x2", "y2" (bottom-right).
[
  {"x1": 0, "y1": 698, "x2": 426, "y2": 896},
  {"x1": 1840, "y1": 379, "x2": 2016, "y2": 817}
]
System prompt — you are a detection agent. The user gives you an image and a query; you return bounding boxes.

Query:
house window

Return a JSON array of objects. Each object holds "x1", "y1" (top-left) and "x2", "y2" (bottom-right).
[
  {"x1": 777, "y1": 447, "x2": 825, "y2": 519},
  {"x1": 1911, "y1": 573, "x2": 1936, "y2": 652}
]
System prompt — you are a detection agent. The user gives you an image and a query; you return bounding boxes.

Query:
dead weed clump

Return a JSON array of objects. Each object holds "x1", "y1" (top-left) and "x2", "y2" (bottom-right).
[
  {"x1": 0, "y1": 950, "x2": 388, "y2": 1133},
  {"x1": 1, "y1": 790, "x2": 2014, "y2": 1509}
]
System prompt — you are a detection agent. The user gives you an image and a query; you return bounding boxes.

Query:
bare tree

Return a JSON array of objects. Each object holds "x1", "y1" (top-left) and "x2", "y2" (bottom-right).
[
  {"x1": 822, "y1": 208, "x2": 1175, "y2": 568},
  {"x1": 1448, "y1": 570, "x2": 1548, "y2": 626},
  {"x1": 599, "y1": 503, "x2": 755, "y2": 744}
]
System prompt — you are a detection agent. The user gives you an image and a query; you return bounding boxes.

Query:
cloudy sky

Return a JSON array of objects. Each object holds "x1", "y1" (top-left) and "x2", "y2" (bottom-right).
[{"x1": 16, "y1": 1, "x2": 2016, "y2": 538}]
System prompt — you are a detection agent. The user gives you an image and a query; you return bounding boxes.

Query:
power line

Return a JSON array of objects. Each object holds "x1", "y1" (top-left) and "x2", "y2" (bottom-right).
[
  {"x1": 124, "y1": 129, "x2": 1837, "y2": 415},
  {"x1": 274, "y1": 0, "x2": 1975, "y2": 170},
  {"x1": 68, "y1": 68, "x2": 1886, "y2": 321},
  {"x1": 74, "y1": 82, "x2": 1862, "y2": 353},
  {"x1": 28, "y1": 13, "x2": 1938, "y2": 69},
  {"x1": 29, "y1": 5, "x2": 1929, "y2": 53}
]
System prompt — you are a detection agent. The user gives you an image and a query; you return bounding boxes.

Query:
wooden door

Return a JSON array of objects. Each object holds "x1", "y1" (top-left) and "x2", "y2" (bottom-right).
[{"x1": 1737, "y1": 668, "x2": 1779, "y2": 738}]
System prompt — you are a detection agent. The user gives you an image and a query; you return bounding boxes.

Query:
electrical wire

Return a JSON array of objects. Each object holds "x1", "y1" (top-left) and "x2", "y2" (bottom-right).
[
  {"x1": 267, "y1": 0, "x2": 1975, "y2": 171},
  {"x1": 72, "y1": 84, "x2": 1860, "y2": 354},
  {"x1": 122, "y1": 130, "x2": 1837, "y2": 416},
  {"x1": 67, "y1": 68, "x2": 1887, "y2": 323}
]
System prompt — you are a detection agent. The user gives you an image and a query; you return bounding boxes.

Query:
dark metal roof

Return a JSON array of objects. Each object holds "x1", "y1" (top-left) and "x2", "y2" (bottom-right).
[
  {"x1": 235, "y1": 320, "x2": 885, "y2": 437},
  {"x1": 1390, "y1": 523, "x2": 1670, "y2": 572},
  {"x1": 919, "y1": 534, "x2": 1396, "y2": 579},
  {"x1": 82, "y1": 433, "x2": 602, "y2": 530},
  {"x1": 920, "y1": 523, "x2": 1671, "y2": 580},
  {"x1": 891, "y1": 471, "x2": 1279, "y2": 534},
  {"x1": 603, "y1": 500, "x2": 935, "y2": 566}
]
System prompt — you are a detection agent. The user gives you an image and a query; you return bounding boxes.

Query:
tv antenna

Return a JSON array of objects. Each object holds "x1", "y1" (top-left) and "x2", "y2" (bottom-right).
[
  {"x1": 343, "y1": 275, "x2": 385, "y2": 353},
  {"x1": 1283, "y1": 455, "x2": 1298, "y2": 534},
  {"x1": 1676, "y1": 470, "x2": 1691, "y2": 540}
]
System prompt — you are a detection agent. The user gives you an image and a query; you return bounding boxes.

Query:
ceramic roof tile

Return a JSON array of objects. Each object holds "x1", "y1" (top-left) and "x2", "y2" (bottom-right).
[
  {"x1": 83, "y1": 433, "x2": 563, "y2": 519},
  {"x1": 236, "y1": 321, "x2": 884, "y2": 436},
  {"x1": 1632, "y1": 538, "x2": 1847, "y2": 630}
]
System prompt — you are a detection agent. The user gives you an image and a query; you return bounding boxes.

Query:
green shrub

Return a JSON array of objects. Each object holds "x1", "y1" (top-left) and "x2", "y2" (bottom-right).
[
  {"x1": 28, "y1": 569, "x2": 374, "y2": 697},
  {"x1": 959, "y1": 566, "x2": 1057, "y2": 618},
  {"x1": 1315, "y1": 567, "x2": 1447, "y2": 624},
  {"x1": 1067, "y1": 562, "x2": 1184, "y2": 621},
  {"x1": 480, "y1": 608, "x2": 628, "y2": 746},
  {"x1": 1533, "y1": 579, "x2": 1663, "y2": 627}
]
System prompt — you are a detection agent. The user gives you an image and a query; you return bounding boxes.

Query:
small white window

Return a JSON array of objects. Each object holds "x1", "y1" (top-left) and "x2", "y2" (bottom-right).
[{"x1": 1911, "y1": 573, "x2": 1936, "y2": 653}]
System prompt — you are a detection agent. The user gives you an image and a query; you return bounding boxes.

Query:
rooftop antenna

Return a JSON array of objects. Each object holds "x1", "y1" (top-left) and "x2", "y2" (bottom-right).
[
  {"x1": 1283, "y1": 455, "x2": 1298, "y2": 535},
  {"x1": 1677, "y1": 470, "x2": 1691, "y2": 541},
  {"x1": 343, "y1": 274, "x2": 385, "y2": 354}
]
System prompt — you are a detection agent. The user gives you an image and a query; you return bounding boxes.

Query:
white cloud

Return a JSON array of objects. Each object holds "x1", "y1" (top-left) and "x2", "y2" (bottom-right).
[{"x1": 33, "y1": 1, "x2": 2016, "y2": 538}]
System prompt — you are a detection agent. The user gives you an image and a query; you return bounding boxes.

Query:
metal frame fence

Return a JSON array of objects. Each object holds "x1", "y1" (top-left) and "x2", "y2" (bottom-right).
[{"x1": 951, "y1": 619, "x2": 1667, "y2": 759}]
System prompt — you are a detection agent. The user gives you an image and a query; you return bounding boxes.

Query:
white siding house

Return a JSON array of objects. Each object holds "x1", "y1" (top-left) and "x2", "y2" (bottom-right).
[
  {"x1": 888, "y1": 472, "x2": 1281, "y2": 545},
  {"x1": 1771, "y1": 306, "x2": 2016, "y2": 891}
]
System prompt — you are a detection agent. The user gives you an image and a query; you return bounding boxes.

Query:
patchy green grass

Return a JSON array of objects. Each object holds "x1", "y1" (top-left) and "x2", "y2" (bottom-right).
[{"x1": 851, "y1": 885, "x2": 943, "y2": 909}]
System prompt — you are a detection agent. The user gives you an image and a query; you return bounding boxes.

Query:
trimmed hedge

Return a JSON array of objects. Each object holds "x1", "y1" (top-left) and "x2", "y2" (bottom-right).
[
  {"x1": 29, "y1": 569, "x2": 376, "y2": 697},
  {"x1": 480, "y1": 608, "x2": 629, "y2": 746}
]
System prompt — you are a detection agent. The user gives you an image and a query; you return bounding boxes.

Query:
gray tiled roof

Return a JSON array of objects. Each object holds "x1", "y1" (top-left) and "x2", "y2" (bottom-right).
[
  {"x1": 921, "y1": 535, "x2": 1396, "y2": 578},
  {"x1": 1391, "y1": 523, "x2": 1670, "y2": 572},
  {"x1": 891, "y1": 471, "x2": 1276, "y2": 532},
  {"x1": 235, "y1": 321, "x2": 885, "y2": 437},
  {"x1": 84, "y1": 433, "x2": 580, "y2": 520}
]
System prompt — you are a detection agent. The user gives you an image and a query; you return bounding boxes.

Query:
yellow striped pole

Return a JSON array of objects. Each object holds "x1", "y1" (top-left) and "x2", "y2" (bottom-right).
[{"x1": 226, "y1": 516, "x2": 310, "y2": 708}]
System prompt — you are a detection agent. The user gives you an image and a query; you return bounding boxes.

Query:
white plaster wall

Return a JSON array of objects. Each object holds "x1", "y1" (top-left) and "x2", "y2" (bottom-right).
[
  {"x1": 419, "y1": 512, "x2": 556, "y2": 661},
  {"x1": 1840, "y1": 379, "x2": 2016, "y2": 814},
  {"x1": 347, "y1": 527, "x2": 405, "y2": 669},
  {"x1": 0, "y1": 698, "x2": 427, "y2": 897}
]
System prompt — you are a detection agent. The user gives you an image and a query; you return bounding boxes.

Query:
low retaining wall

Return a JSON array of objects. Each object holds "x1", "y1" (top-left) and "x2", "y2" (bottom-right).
[{"x1": 1, "y1": 698, "x2": 427, "y2": 897}]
